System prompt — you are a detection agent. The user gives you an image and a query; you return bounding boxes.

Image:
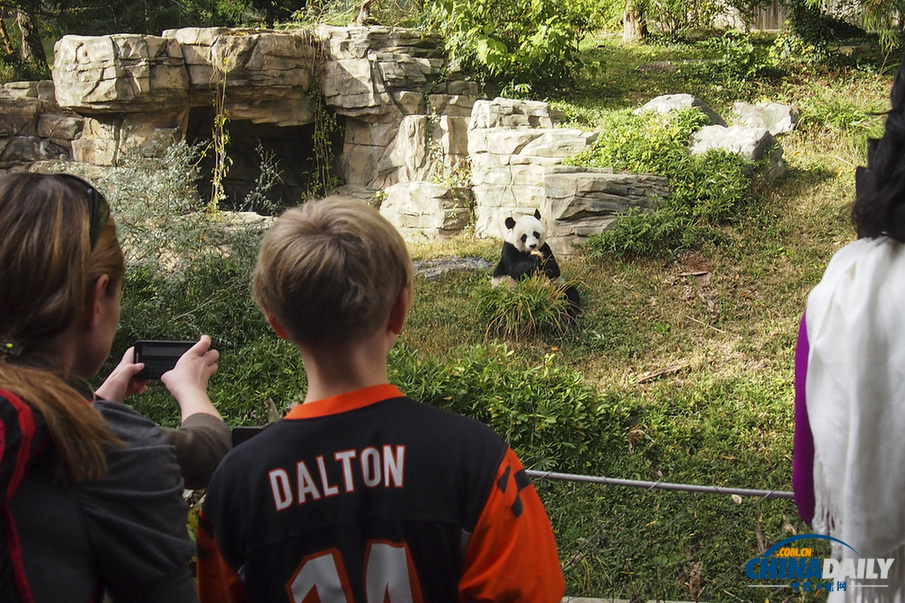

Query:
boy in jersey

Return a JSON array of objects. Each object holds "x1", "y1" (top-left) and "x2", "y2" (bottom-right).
[{"x1": 195, "y1": 197, "x2": 566, "y2": 602}]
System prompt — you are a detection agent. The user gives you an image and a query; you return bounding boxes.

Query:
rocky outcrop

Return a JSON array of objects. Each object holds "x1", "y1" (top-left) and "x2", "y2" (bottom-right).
[
  {"x1": 731, "y1": 101, "x2": 799, "y2": 135},
  {"x1": 0, "y1": 81, "x2": 83, "y2": 169},
  {"x1": 378, "y1": 182, "x2": 473, "y2": 239},
  {"x1": 542, "y1": 166, "x2": 670, "y2": 258},
  {"x1": 317, "y1": 25, "x2": 477, "y2": 192},
  {"x1": 50, "y1": 25, "x2": 475, "y2": 189},
  {"x1": 689, "y1": 124, "x2": 785, "y2": 181},
  {"x1": 467, "y1": 98, "x2": 599, "y2": 239},
  {"x1": 634, "y1": 93, "x2": 726, "y2": 127},
  {"x1": 638, "y1": 94, "x2": 791, "y2": 183},
  {"x1": 0, "y1": 27, "x2": 793, "y2": 257}
]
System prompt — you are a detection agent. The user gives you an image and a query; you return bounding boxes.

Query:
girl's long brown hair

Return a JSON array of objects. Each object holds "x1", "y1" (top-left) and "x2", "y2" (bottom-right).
[{"x1": 0, "y1": 173, "x2": 125, "y2": 483}]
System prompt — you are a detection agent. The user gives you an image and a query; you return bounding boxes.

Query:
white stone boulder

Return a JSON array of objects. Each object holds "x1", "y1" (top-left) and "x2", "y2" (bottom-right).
[
  {"x1": 469, "y1": 97, "x2": 558, "y2": 130},
  {"x1": 467, "y1": 97, "x2": 598, "y2": 238},
  {"x1": 634, "y1": 93, "x2": 726, "y2": 126},
  {"x1": 689, "y1": 124, "x2": 785, "y2": 181},
  {"x1": 542, "y1": 166, "x2": 670, "y2": 258},
  {"x1": 731, "y1": 101, "x2": 799, "y2": 135},
  {"x1": 379, "y1": 181, "x2": 473, "y2": 238}
]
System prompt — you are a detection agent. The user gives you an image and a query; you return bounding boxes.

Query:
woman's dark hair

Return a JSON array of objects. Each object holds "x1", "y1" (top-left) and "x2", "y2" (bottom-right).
[{"x1": 852, "y1": 51, "x2": 905, "y2": 241}]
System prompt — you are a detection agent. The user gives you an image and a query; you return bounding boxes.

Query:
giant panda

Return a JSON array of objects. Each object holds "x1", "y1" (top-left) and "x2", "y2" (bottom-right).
[{"x1": 492, "y1": 210, "x2": 580, "y2": 318}]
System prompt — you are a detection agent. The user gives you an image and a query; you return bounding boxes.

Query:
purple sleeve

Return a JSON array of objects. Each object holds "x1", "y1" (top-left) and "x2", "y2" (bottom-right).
[{"x1": 792, "y1": 313, "x2": 815, "y2": 526}]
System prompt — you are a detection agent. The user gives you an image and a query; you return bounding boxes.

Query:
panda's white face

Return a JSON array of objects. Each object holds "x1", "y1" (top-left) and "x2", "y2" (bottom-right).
[{"x1": 506, "y1": 214, "x2": 546, "y2": 254}]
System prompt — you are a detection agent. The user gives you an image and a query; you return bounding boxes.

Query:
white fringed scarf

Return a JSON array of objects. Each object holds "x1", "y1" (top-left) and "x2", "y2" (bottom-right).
[{"x1": 806, "y1": 236, "x2": 905, "y2": 603}]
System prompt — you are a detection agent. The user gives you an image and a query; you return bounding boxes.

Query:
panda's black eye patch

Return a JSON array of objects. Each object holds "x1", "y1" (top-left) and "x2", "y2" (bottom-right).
[
  {"x1": 533, "y1": 232, "x2": 540, "y2": 238},
  {"x1": 520, "y1": 234, "x2": 528, "y2": 242}
]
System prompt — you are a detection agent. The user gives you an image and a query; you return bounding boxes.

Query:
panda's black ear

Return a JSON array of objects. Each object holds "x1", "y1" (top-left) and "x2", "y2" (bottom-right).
[
  {"x1": 533, "y1": 209, "x2": 541, "y2": 220},
  {"x1": 505, "y1": 217, "x2": 516, "y2": 230}
]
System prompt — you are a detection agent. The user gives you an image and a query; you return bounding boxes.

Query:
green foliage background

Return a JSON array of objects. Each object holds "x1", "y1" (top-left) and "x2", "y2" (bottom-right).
[{"x1": 420, "y1": 0, "x2": 595, "y2": 93}]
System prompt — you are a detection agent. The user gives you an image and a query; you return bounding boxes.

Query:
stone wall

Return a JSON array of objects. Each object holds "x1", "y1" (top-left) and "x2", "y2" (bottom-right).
[
  {"x1": 0, "y1": 80, "x2": 83, "y2": 168},
  {"x1": 467, "y1": 98, "x2": 599, "y2": 240}
]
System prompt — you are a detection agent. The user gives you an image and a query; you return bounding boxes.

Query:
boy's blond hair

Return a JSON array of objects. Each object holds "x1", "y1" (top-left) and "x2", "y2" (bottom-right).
[{"x1": 253, "y1": 197, "x2": 413, "y2": 347}]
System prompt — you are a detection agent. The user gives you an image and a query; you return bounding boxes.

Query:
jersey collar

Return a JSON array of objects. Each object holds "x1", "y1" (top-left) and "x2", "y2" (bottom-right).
[{"x1": 284, "y1": 383, "x2": 403, "y2": 420}]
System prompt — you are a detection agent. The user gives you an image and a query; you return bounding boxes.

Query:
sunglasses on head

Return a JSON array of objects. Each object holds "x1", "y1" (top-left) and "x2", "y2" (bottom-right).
[{"x1": 53, "y1": 174, "x2": 110, "y2": 249}]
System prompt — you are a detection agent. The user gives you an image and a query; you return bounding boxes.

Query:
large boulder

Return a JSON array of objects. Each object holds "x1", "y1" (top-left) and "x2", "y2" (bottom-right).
[
  {"x1": 689, "y1": 124, "x2": 785, "y2": 181},
  {"x1": 731, "y1": 101, "x2": 799, "y2": 135},
  {"x1": 0, "y1": 81, "x2": 83, "y2": 171},
  {"x1": 469, "y1": 97, "x2": 558, "y2": 129},
  {"x1": 468, "y1": 97, "x2": 597, "y2": 238},
  {"x1": 53, "y1": 34, "x2": 189, "y2": 111},
  {"x1": 542, "y1": 166, "x2": 670, "y2": 258},
  {"x1": 379, "y1": 181, "x2": 474, "y2": 239},
  {"x1": 634, "y1": 93, "x2": 726, "y2": 126}
]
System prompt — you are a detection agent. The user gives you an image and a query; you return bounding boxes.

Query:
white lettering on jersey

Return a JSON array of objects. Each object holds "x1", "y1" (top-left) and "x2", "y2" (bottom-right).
[
  {"x1": 286, "y1": 542, "x2": 423, "y2": 603},
  {"x1": 296, "y1": 460, "x2": 322, "y2": 504},
  {"x1": 383, "y1": 445, "x2": 404, "y2": 488},
  {"x1": 365, "y1": 541, "x2": 420, "y2": 603},
  {"x1": 317, "y1": 455, "x2": 340, "y2": 497},
  {"x1": 287, "y1": 549, "x2": 353, "y2": 602},
  {"x1": 270, "y1": 445, "x2": 407, "y2": 511},
  {"x1": 269, "y1": 469, "x2": 293, "y2": 511},
  {"x1": 361, "y1": 447, "x2": 381, "y2": 487},
  {"x1": 335, "y1": 450, "x2": 357, "y2": 492}
]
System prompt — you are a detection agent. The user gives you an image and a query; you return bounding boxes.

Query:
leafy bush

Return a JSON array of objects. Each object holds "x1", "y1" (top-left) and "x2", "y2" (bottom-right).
[
  {"x1": 768, "y1": 28, "x2": 829, "y2": 68},
  {"x1": 204, "y1": 336, "x2": 305, "y2": 425},
  {"x1": 691, "y1": 30, "x2": 779, "y2": 83},
  {"x1": 389, "y1": 343, "x2": 622, "y2": 472},
  {"x1": 421, "y1": 0, "x2": 593, "y2": 92},
  {"x1": 51, "y1": 141, "x2": 276, "y2": 405},
  {"x1": 787, "y1": 0, "x2": 866, "y2": 45},
  {"x1": 566, "y1": 108, "x2": 752, "y2": 257},
  {"x1": 568, "y1": 108, "x2": 708, "y2": 173},
  {"x1": 475, "y1": 276, "x2": 578, "y2": 341},
  {"x1": 116, "y1": 248, "x2": 268, "y2": 351},
  {"x1": 643, "y1": 0, "x2": 724, "y2": 37},
  {"x1": 99, "y1": 141, "x2": 220, "y2": 266},
  {"x1": 0, "y1": 52, "x2": 51, "y2": 83}
]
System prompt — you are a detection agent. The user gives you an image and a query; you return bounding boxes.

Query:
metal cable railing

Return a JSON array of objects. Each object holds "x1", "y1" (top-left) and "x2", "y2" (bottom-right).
[{"x1": 526, "y1": 469, "x2": 794, "y2": 499}]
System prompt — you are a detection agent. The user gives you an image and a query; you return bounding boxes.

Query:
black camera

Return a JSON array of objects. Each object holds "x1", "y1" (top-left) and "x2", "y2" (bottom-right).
[
  {"x1": 134, "y1": 340, "x2": 196, "y2": 380},
  {"x1": 231, "y1": 425, "x2": 268, "y2": 446}
]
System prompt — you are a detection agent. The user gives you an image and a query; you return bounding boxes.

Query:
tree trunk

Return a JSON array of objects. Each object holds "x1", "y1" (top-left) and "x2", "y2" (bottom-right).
[
  {"x1": 355, "y1": 0, "x2": 375, "y2": 24},
  {"x1": 623, "y1": 0, "x2": 648, "y2": 44},
  {"x1": 16, "y1": 10, "x2": 47, "y2": 66},
  {"x1": 0, "y1": 18, "x2": 15, "y2": 55}
]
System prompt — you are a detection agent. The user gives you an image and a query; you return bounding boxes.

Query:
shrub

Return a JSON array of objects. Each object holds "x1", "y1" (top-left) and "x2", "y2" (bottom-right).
[
  {"x1": 0, "y1": 52, "x2": 50, "y2": 83},
  {"x1": 768, "y1": 28, "x2": 829, "y2": 68},
  {"x1": 50, "y1": 140, "x2": 218, "y2": 268},
  {"x1": 51, "y1": 141, "x2": 277, "y2": 407},
  {"x1": 389, "y1": 343, "x2": 622, "y2": 472},
  {"x1": 421, "y1": 0, "x2": 594, "y2": 92},
  {"x1": 474, "y1": 276, "x2": 579, "y2": 341},
  {"x1": 691, "y1": 30, "x2": 780, "y2": 83},
  {"x1": 567, "y1": 108, "x2": 752, "y2": 258}
]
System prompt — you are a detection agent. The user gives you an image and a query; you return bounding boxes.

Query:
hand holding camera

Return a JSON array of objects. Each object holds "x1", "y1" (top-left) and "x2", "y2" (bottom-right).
[
  {"x1": 159, "y1": 337, "x2": 219, "y2": 416},
  {"x1": 95, "y1": 336, "x2": 219, "y2": 418}
]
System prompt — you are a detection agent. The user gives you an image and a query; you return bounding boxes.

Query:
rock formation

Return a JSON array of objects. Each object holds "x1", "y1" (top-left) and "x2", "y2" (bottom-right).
[{"x1": 0, "y1": 27, "x2": 795, "y2": 256}]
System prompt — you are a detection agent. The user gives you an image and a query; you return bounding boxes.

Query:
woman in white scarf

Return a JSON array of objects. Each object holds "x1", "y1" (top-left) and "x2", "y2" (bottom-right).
[{"x1": 794, "y1": 51, "x2": 905, "y2": 603}]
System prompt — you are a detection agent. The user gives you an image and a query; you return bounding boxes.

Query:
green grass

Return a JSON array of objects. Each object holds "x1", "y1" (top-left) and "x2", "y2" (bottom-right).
[{"x1": 94, "y1": 27, "x2": 897, "y2": 601}]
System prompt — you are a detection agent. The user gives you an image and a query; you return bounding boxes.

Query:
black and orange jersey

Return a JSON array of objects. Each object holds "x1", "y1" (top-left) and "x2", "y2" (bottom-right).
[{"x1": 196, "y1": 383, "x2": 565, "y2": 602}]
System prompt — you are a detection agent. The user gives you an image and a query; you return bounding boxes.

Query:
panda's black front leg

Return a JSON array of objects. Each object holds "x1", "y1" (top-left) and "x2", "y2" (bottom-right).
[{"x1": 536, "y1": 244, "x2": 561, "y2": 280}]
